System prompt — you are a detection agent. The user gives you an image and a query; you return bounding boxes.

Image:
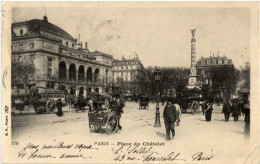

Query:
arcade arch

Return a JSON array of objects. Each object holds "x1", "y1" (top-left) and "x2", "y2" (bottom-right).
[
  {"x1": 94, "y1": 68, "x2": 100, "y2": 82},
  {"x1": 78, "y1": 65, "x2": 85, "y2": 82},
  {"x1": 87, "y1": 67, "x2": 93, "y2": 82},
  {"x1": 69, "y1": 64, "x2": 76, "y2": 80},
  {"x1": 59, "y1": 61, "x2": 66, "y2": 80}
]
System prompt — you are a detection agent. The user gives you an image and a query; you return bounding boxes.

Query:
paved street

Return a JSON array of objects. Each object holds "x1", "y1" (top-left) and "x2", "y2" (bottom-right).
[{"x1": 11, "y1": 102, "x2": 254, "y2": 163}]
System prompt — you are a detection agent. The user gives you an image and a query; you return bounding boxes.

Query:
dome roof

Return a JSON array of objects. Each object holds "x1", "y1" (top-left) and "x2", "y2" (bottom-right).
[{"x1": 28, "y1": 17, "x2": 75, "y2": 41}]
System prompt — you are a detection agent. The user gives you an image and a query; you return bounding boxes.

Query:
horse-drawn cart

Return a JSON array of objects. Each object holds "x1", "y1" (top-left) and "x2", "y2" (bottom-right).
[
  {"x1": 177, "y1": 87, "x2": 206, "y2": 114},
  {"x1": 139, "y1": 96, "x2": 149, "y2": 110},
  {"x1": 88, "y1": 110, "x2": 118, "y2": 134}
]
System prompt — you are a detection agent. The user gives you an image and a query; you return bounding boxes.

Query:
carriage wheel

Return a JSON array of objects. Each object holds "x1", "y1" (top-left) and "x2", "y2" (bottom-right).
[
  {"x1": 105, "y1": 116, "x2": 118, "y2": 135},
  {"x1": 89, "y1": 124, "x2": 101, "y2": 132},
  {"x1": 181, "y1": 107, "x2": 187, "y2": 113},
  {"x1": 34, "y1": 106, "x2": 44, "y2": 114},
  {"x1": 104, "y1": 98, "x2": 110, "y2": 110},
  {"x1": 191, "y1": 101, "x2": 199, "y2": 114},
  {"x1": 46, "y1": 100, "x2": 56, "y2": 113}
]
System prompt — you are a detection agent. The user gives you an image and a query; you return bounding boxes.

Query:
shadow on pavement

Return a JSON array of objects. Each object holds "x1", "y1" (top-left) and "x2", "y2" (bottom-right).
[
  {"x1": 197, "y1": 119, "x2": 207, "y2": 122},
  {"x1": 214, "y1": 118, "x2": 225, "y2": 122},
  {"x1": 231, "y1": 130, "x2": 244, "y2": 135},
  {"x1": 156, "y1": 132, "x2": 166, "y2": 139}
]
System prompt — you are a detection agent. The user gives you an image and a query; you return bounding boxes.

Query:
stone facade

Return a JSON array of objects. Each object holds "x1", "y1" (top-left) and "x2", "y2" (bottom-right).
[
  {"x1": 196, "y1": 55, "x2": 234, "y2": 100},
  {"x1": 112, "y1": 55, "x2": 144, "y2": 92},
  {"x1": 196, "y1": 55, "x2": 233, "y2": 67},
  {"x1": 11, "y1": 16, "x2": 113, "y2": 95}
]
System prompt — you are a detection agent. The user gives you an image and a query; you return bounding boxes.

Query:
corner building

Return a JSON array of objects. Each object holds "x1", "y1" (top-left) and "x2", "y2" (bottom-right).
[
  {"x1": 112, "y1": 55, "x2": 145, "y2": 93},
  {"x1": 11, "y1": 16, "x2": 113, "y2": 95}
]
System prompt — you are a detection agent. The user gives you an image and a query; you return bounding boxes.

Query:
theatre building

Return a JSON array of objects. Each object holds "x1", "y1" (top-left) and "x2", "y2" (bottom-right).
[{"x1": 11, "y1": 16, "x2": 113, "y2": 95}]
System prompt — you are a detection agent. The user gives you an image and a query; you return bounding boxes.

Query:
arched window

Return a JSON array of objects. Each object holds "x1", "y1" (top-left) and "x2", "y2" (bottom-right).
[{"x1": 20, "y1": 29, "x2": 23, "y2": 36}]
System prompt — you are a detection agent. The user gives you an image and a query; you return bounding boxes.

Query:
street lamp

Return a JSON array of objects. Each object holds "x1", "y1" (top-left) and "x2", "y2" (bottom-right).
[
  {"x1": 222, "y1": 83, "x2": 225, "y2": 101},
  {"x1": 154, "y1": 67, "x2": 161, "y2": 127}
]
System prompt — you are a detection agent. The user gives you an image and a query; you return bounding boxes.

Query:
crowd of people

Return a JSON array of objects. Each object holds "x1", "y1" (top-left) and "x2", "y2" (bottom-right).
[
  {"x1": 222, "y1": 99, "x2": 250, "y2": 122},
  {"x1": 161, "y1": 98, "x2": 250, "y2": 141}
]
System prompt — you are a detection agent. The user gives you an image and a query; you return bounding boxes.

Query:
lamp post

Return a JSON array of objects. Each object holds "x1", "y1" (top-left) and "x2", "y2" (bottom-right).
[
  {"x1": 222, "y1": 83, "x2": 225, "y2": 101},
  {"x1": 154, "y1": 67, "x2": 161, "y2": 127}
]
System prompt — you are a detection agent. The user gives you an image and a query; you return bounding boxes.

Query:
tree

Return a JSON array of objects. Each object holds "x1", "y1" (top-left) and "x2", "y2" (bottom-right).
[
  {"x1": 12, "y1": 57, "x2": 37, "y2": 100},
  {"x1": 241, "y1": 63, "x2": 250, "y2": 89}
]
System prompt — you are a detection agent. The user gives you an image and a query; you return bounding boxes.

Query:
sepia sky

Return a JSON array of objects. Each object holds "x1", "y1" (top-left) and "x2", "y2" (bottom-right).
[{"x1": 12, "y1": 5, "x2": 250, "y2": 68}]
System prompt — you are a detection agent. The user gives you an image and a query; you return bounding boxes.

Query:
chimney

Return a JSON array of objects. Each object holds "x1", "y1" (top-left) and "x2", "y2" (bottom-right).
[
  {"x1": 43, "y1": 16, "x2": 48, "y2": 22},
  {"x1": 77, "y1": 34, "x2": 81, "y2": 48},
  {"x1": 85, "y1": 41, "x2": 88, "y2": 49}
]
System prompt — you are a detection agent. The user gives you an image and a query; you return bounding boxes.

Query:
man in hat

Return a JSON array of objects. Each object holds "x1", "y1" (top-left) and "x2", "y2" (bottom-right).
[
  {"x1": 205, "y1": 100, "x2": 213, "y2": 121},
  {"x1": 163, "y1": 98, "x2": 177, "y2": 140},
  {"x1": 222, "y1": 99, "x2": 231, "y2": 121},
  {"x1": 114, "y1": 94, "x2": 124, "y2": 130}
]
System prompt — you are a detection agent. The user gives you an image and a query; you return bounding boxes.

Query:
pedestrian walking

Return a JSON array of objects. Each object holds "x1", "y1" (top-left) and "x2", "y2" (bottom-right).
[
  {"x1": 114, "y1": 94, "x2": 124, "y2": 130},
  {"x1": 205, "y1": 101, "x2": 213, "y2": 121},
  {"x1": 222, "y1": 99, "x2": 231, "y2": 121},
  {"x1": 173, "y1": 99, "x2": 181, "y2": 126},
  {"x1": 243, "y1": 100, "x2": 250, "y2": 123},
  {"x1": 163, "y1": 98, "x2": 177, "y2": 140},
  {"x1": 202, "y1": 100, "x2": 207, "y2": 116},
  {"x1": 231, "y1": 99, "x2": 241, "y2": 121},
  {"x1": 56, "y1": 99, "x2": 63, "y2": 117}
]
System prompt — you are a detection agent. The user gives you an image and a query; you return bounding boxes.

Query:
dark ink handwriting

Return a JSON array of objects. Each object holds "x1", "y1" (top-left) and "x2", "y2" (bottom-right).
[
  {"x1": 143, "y1": 152, "x2": 186, "y2": 162},
  {"x1": 28, "y1": 149, "x2": 55, "y2": 159},
  {"x1": 192, "y1": 152, "x2": 213, "y2": 161}
]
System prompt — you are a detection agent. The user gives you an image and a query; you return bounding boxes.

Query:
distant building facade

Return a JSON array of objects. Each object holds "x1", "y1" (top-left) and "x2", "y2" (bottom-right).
[
  {"x1": 11, "y1": 16, "x2": 113, "y2": 95},
  {"x1": 196, "y1": 55, "x2": 234, "y2": 100},
  {"x1": 112, "y1": 55, "x2": 145, "y2": 92}
]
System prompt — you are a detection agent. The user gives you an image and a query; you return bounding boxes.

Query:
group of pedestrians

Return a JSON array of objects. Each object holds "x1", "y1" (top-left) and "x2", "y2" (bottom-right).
[{"x1": 222, "y1": 99, "x2": 250, "y2": 122}]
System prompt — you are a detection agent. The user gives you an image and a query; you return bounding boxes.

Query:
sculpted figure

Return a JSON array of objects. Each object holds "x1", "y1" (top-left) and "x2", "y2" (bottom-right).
[{"x1": 190, "y1": 28, "x2": 196, "y2": 38}]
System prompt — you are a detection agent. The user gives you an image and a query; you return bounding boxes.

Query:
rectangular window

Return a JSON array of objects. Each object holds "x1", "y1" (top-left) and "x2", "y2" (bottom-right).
[
  {"x1": 30, "y1": 43, "x2": 34, "y2": 49},
  {"x1": 126, "y1": 66, "x2": 128, "y2": 69},
  {"x1": 30, "y1": 55, "x2": 34, "y2": 61},
  {"x1": 121, "y1": 66, "x2": 123, "y2": 69},
  {"x1": 121, "y1": 72, "x2": 123, "y2": 76},
  {"x1": 48, "y1": 59, "x2": 52, "y2": 67},
  {"x1": 106, "y1": 70, "x2": 108, "y2": 76},
  {"x1": 48, "y1": 68, "x2": 52, "y2": 78},
  {"x1": 47, "y1": 58, "x2": 53, "y2": 78},
  {"x1": 18, "y1": 56, "x2": 22, "y2": 62},
  {"x1": 19, "y1": 44, "x2": 23, "y2": 50}
]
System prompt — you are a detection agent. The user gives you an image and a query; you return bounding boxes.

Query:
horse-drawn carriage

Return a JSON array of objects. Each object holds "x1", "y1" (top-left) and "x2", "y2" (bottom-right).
[
  {"x1": 33, "y1": 90, "x2": 66, "y2": 114},
  {"x1": 139, "y1": 96, "x2": 149, "y2": 110},
  {"x1": 11, "y1": 87, "x2": 66, "y2": 114},
  {"x1": 88, "y1": 110, "x2": 118, "y2": 134},
  {"x1": 176, "y1": 87, "x2": 207, "y2": 114}
]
